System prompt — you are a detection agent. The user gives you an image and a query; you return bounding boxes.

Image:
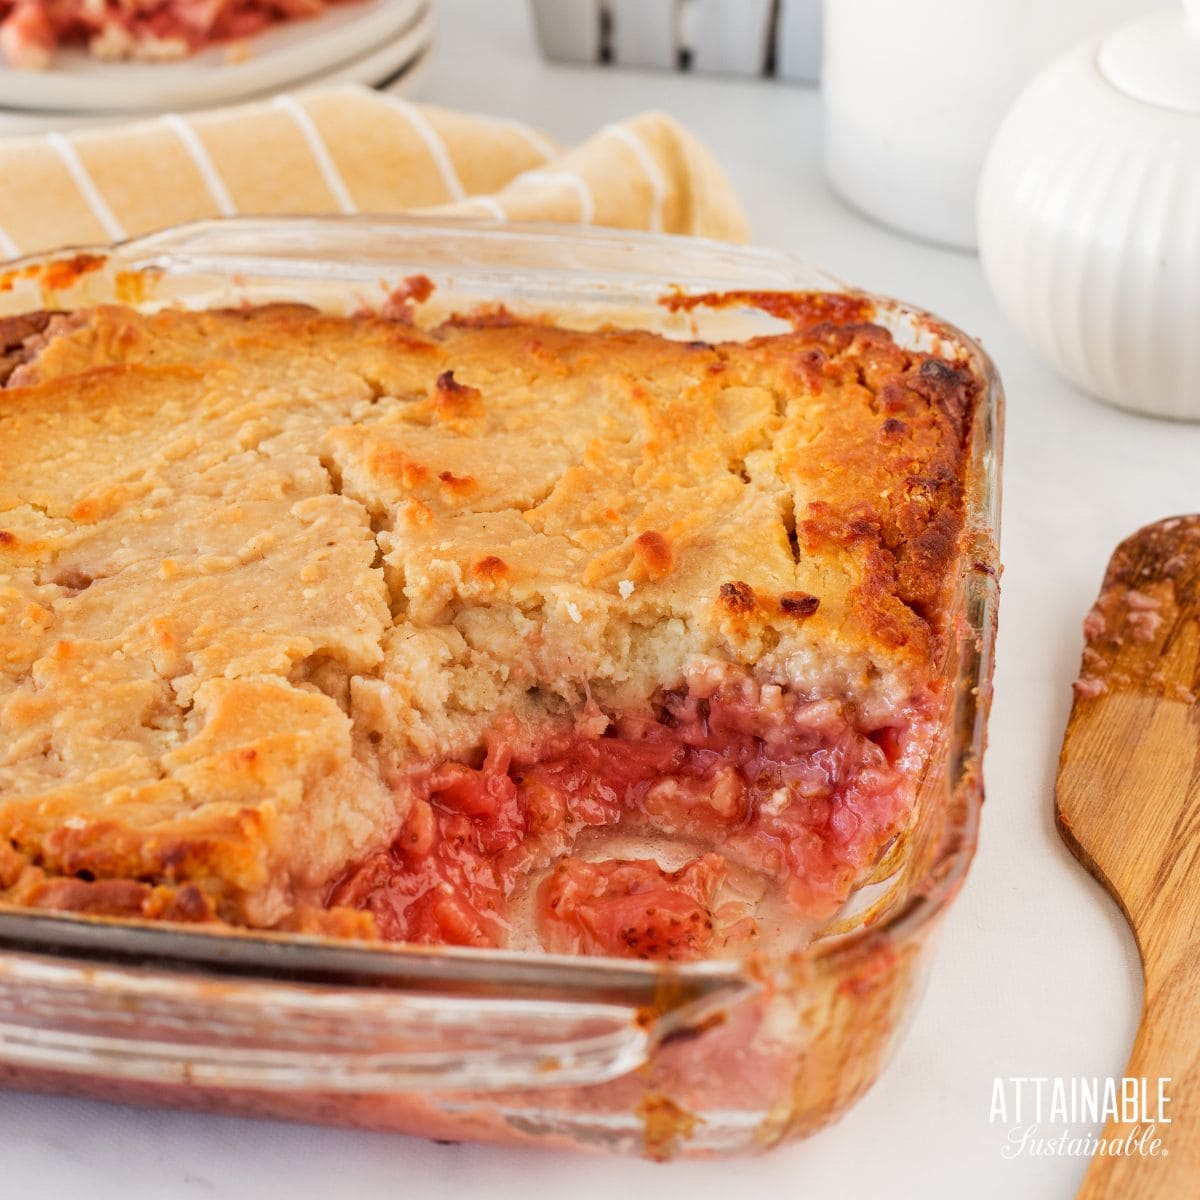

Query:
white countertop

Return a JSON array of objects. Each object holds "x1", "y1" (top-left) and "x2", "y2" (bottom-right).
[{"x1": 5, "y1": 4, "x2": 1196, "y2": 1196}]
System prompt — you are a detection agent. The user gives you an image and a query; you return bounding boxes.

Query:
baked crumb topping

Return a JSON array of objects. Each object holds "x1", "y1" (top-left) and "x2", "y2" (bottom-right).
[{"x1": 0, "y1": 300, "x2": 978, "y2": 954}]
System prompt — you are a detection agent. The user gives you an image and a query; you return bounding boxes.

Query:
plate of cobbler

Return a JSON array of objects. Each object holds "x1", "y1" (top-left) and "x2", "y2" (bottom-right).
[
  {"x1": 0, "y1": 0, "x2": 428, "y2": 112},
  {"x1": 0, "y1": 217, "x2": 1001, "y2": 1158}
]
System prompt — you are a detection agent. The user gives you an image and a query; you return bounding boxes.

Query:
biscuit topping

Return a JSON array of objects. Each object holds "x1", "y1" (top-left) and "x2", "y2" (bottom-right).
[{"x1": 0, "y1": 298, "x2": 976, "y2": 954}]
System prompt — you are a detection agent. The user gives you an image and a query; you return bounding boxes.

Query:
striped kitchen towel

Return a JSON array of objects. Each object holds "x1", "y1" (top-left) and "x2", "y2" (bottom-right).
[{"x1": 0, "y1": 84, "x2": 748, "y2": 258}]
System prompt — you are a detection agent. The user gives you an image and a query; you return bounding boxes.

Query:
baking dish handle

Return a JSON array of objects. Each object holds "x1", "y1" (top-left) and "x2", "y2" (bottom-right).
[{"x1": 0, "y1": 915, "x2": 757, "y2": 1094}]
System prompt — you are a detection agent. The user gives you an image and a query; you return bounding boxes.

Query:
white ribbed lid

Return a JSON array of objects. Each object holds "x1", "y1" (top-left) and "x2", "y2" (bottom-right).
[{"x1": 1098, "y1": 0, "x2": 1200, "y2": 114}]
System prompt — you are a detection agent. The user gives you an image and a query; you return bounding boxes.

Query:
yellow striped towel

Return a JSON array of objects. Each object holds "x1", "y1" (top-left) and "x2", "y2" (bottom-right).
[{"x1": 0, "y1": 84, "x2": 749, "y2": 258}]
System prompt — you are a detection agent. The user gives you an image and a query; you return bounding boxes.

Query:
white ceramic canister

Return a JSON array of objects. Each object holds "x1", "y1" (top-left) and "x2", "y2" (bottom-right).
[
  {"x1": 978, "y1": 1, "x2": 1200, "y2": 419},
  {"x1": 822, "y1": 0, "x2": 1159, "y2": 249}
]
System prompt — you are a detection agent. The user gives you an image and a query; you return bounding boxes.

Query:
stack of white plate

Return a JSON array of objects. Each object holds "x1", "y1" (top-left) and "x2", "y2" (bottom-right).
[{"x1": 0, "y1": 0, "x2": 433, "y2": 135}]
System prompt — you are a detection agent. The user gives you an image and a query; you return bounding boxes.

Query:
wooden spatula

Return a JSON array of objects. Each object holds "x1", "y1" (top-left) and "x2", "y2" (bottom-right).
[{"x1": 1057, "y1": 515, "x2": 1200, "y2": 1198}]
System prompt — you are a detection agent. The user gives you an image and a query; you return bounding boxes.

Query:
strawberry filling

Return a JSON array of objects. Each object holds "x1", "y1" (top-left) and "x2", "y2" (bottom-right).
[
  {"x1": 328, "y1": 683, "x2": 922, "y2": 961},
  {"x1": 537, "y1": 855, "x2": 728, "y2": 960},
  {"x1": 0, "y1": 0, "x2": 348, "y2": 66}
]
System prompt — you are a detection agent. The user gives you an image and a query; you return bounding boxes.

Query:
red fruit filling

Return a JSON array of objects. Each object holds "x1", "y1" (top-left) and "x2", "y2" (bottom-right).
[
  {"x1": 328, "y1": 684, "x2": 922, "y2": 961},
  {"x1": 0, "y1": 0, "x2": 350, "y2": 69},
  {"x1": 537, "y1": 855, "x2": 727, "y2": 960}
]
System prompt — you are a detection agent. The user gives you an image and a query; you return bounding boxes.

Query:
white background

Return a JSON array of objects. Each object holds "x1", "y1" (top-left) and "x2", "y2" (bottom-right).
[{"x1": 5, "y1": 3, "x2": 1197, "y2": 1197}]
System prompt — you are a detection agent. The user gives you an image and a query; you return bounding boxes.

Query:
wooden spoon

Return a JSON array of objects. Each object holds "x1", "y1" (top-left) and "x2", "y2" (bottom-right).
[{"x1": 1057, "y1": 515, "x2": 1200, "y2": 1198}]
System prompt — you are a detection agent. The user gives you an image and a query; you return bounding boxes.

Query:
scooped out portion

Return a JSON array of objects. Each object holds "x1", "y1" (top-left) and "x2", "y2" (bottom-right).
[
  {"x1": 0, "y1": 298, "x2": 976, "y2": 961},
  {"x1": 330, "y1": 673, "x2": 927, "y2": 960}
]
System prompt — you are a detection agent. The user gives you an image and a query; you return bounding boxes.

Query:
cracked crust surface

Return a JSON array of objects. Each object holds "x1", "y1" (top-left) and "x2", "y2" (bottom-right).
[{"x1": 0, "y1": 301, "x2": 978, "y2": 929}]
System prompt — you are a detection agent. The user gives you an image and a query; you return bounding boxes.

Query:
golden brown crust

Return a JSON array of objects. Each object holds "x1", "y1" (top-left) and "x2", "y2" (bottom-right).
[
  {"x1": 775, "y1": 321, "x2": 978, "y2": 650},
  {"x1": 0, "y1": 298, "x2": 979, "y2": 930}
]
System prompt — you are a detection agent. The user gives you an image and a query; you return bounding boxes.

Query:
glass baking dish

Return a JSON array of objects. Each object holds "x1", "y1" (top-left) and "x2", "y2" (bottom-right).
[{"x1": 0, "y1": 217, "x2": 1002, "y2": 1159}]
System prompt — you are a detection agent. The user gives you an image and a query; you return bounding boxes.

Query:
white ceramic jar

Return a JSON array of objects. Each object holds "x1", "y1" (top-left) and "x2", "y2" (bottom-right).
[
  {"x1": 822, "y1": 0, "x2": 1159, "y2": 249},
  {"x1": 978, "y1": 1, "x2": 1200, "y2": 419}
]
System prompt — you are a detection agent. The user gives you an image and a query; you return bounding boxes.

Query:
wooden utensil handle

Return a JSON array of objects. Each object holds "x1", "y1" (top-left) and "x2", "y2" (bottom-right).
[{"x1": 1076, "y1": 962, "x2": 1200, "y2": 1198}]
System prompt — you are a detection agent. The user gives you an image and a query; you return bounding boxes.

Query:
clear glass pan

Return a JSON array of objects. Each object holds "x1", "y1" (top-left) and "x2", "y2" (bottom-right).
[{"x1": 0, "y1": 217, "x2": 1002, "y2": 1158}]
